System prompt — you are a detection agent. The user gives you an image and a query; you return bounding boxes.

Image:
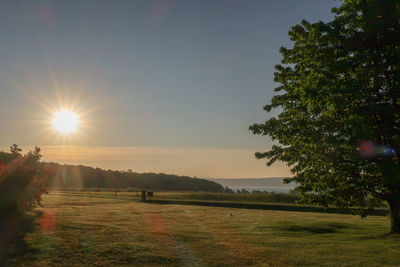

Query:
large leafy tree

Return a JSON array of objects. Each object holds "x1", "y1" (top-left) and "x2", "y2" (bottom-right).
[{"x1": 250, "y1": 0, "x2": 400, "y2": 233}]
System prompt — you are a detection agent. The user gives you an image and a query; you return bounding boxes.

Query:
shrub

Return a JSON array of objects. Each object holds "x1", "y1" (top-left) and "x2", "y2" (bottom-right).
[{"x1": 0, "y1": 145, "x2": 50, "y2": 216}]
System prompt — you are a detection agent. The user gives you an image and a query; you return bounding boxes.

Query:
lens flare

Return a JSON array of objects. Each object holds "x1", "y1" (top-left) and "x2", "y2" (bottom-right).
[{"x1": 357, "y1": 140, "x2": 396, "y2": 158}]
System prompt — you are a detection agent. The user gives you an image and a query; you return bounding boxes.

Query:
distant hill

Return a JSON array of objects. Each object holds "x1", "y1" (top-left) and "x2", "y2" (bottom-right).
[
  {"x1": 208, "y1": 178, "x2": 296, "y2": 193},
  {"x1": 0, "y1": 150, "x2": 223, "y2": 192},
  {"x1": 43, "y1": 162, "x2": 224, "y2": 192}
]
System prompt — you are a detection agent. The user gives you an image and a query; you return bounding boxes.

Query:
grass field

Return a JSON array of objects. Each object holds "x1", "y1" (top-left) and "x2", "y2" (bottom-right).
[{"x1": 3, "y1": 191, "x2": 400, "y2": 266}]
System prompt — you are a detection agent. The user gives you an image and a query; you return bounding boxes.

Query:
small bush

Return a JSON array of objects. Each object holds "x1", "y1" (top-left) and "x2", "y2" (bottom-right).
[{"x1": 0, "y1": 145, "x2": 50, "y2": 216}]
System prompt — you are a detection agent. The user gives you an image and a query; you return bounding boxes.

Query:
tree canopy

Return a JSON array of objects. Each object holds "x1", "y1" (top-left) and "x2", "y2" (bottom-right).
[{"x1": 250, "y1": 0, "x2": 400, "y2": 232}]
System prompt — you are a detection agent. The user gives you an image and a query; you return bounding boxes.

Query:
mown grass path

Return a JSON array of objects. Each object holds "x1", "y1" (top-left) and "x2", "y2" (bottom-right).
[{"x1": 4, "y1": 191, "x2": 400, "y2": 266}]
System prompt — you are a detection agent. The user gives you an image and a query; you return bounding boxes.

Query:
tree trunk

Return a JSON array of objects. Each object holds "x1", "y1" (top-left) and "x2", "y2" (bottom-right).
[{"x1": 388, "y1": 199, "x2": 400, "y2": 234}]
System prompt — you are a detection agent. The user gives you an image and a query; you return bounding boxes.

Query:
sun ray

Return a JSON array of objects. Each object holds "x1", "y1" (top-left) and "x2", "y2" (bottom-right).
[{"x1": 2, "y1": 53, "x2": 109, "y2": 147}]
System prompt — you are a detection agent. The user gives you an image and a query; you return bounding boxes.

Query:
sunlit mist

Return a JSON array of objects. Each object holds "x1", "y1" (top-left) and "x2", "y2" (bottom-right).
[{"x1": 52, "y1": 110, "x2": 79, "y2": 134}]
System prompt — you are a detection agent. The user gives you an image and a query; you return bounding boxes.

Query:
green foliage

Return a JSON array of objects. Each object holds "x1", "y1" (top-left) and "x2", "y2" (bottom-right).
[
  {"x1": 223, "y1": 186, "x2": 235, "y2": 193},
  {"x1": 0, "y1": 145, "x2": 49, "y2": 215},
  {"x1": 250, "y1": 0, "x2": 400, "y2": 232}
]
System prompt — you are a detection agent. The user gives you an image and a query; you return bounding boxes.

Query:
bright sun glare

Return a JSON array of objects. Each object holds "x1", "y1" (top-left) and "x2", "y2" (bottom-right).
[{"x1": 52, "y1": 110, "x2": 79, "y2": 134}]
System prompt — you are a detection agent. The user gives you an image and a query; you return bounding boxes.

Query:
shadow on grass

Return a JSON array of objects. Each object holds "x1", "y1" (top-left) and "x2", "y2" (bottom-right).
[
  {"x1": 273, "y1": 221, "x2": 356, "y2": 234},
  {"x1": 52, "y1": 192, "x2": 136, "y2": 202},
  {"x1": 353, "y1": 231, "x2": 400, "y2": 240},
  {"x1": 145, "y1": 199, "x2": 387, "y2": 216},
  {"x1": 0, "y1": 210, "x2": 41, "y2": 265}
]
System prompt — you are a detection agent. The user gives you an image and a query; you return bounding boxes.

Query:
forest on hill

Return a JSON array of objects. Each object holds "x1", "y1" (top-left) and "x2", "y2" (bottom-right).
[
  {"x1": 45, "y1": 162, "x2": 225, "y2": 192},
  {"x1": 0, "y1": 150, "x2": 224, "y2": 192}
]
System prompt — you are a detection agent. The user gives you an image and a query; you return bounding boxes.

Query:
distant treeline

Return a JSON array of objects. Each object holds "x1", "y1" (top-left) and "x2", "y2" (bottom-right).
[{"x1": 42, "y1": 162, "x2": 224, "y2": 192}]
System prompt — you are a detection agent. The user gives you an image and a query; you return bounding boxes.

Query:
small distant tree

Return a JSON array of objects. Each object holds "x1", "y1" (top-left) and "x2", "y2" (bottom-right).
[
  {"x1": 250, "y1": 0, "x2": 400, "y2": 233},
  {"x1": 223, "y1": 186, "x2": 235, "y2": 193},
  {"x1": 0, "y1": 145, "x2": 50, "y2": 216},
  {"x1": 237, "y1": 188, "x2": 249, "y2": 194}
]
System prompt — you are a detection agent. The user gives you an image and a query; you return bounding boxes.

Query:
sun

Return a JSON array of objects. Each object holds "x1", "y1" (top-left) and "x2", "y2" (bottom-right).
[{"x1": 52, "y1": 110, "x2": 79, "y2": 134}]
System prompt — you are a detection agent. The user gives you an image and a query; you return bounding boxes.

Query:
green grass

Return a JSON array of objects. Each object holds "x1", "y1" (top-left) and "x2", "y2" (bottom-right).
[
  {"x1": 3, "y1": 191, "x2": 400, "y2": 266},
  {"x1": 52, "y1": 189, "x2": 299, "y2": 204}
]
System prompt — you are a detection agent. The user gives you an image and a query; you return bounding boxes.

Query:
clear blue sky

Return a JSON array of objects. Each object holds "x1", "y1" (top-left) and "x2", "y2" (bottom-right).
[{"x1": 0, "y1": 0, "x2": 339, "y2": 177}]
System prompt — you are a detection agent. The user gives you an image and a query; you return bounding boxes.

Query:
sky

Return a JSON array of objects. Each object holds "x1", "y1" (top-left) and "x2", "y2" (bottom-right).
[{"x1": 0, "y1": 0, "x2": 339, "y2": 178}]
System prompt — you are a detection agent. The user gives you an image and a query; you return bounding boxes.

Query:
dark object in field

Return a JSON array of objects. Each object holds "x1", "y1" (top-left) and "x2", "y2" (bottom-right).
[{"x1": 141, "y1": 191, "x2": 154, "y2": 201}]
